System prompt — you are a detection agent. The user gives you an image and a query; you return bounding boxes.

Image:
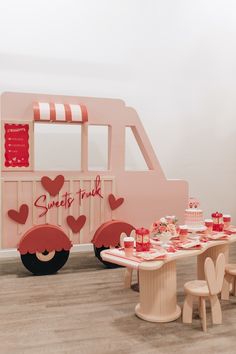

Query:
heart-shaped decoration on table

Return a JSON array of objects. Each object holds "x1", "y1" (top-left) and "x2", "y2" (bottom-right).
[
  {"x1": 8, "y1": 204, "x2": 29, "y2": 224},
  {"x1": 41, "y1": 175, "x2": 65, "y2": 197},
  {"x1": 108, "y1": 194, "x2": 124, "y2": 211},
  {"x1": 67, "y1": 215, "x2": 86, "y2": 233}
]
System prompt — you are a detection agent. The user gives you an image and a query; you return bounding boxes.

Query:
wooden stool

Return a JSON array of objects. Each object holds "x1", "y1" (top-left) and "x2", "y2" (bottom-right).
[
  {"x1": 221, "y1": 264, "x2": 236, "y2": 300},
  {"x1": 182, "y1": 253, "x2": 225, "y2": 332}
]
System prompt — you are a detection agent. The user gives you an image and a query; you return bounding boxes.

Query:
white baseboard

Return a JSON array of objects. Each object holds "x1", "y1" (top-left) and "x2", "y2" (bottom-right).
[
  {"x1": 71, "y1": 244, "x2": 94, "y2": 253},
  {"x1": 0, "y1": 244, "x2": 94, "y2": 259}
]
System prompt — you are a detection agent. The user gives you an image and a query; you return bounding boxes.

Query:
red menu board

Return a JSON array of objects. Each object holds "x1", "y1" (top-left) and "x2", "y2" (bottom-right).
[{"x1": 4, "y1": 123, "x2": 30, "y2": 168}]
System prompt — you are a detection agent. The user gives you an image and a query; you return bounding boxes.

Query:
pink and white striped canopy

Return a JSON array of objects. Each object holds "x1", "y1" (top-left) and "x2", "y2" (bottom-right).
[{"x1": 33, "y1": 102, "x2": 88, "y2": 123}]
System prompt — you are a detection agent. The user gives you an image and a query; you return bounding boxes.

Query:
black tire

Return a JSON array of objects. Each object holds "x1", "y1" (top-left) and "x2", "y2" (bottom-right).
[
  {"x1": 21, "y1": 250, "x2": 70, "y2": 275},
  {"x1": 93, "y1": 245, "x2": 122, "y2": 269}
]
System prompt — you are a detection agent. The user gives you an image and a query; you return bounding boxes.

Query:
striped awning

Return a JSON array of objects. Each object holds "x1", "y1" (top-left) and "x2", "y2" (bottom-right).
[{"x1": 33, "y1": 102, "x2": 88, "y2": 123}]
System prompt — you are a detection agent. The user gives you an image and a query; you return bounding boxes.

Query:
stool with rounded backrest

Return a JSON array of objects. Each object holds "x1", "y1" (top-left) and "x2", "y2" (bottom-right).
[
  {"x1": 182, "y1": 253, "x2": 225, "y2": 332},
  {"x1": 221, "y1": 264, "x2": 236, "y2": 300}
]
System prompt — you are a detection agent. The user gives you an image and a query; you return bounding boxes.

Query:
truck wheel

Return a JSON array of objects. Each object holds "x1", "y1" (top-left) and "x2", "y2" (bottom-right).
[
  {"x1": 21, "y1": 250, "x2": 70, "y2": 275},
  {"x1": 18, "y1": 224, "x2": 72, "y2": 275},
  {"x1": 92, "y1": 220, "x2": 135, "y2": 268},
  {"x1": 93, "y1": 245, "x2": 122, "y2": 269}
]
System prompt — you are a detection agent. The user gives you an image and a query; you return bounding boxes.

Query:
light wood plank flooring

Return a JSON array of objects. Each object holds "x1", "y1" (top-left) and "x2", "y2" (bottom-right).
[{"x1": 1, "y1": 246, "x2": 236, "y2": 354}]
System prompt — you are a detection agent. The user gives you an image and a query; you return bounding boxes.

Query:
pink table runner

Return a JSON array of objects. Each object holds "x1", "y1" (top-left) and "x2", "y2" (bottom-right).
[{"x1": 105, "y1": 248, "x2": 167, "y2": 263}]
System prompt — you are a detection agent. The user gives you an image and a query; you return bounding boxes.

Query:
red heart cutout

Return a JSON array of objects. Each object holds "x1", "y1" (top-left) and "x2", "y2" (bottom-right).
[
  {"x1": 67, "y1": 215, "x2": 86, "y2": 234},
  {"x1": 8, "y1": 204, "x2": 29, "y2": 224},
  {"x1": 41, "y1": 175, "x2": 65, "y2": 197},
  {"x1": 108, "y1": 194, "x2": 124, "y2": 210}
]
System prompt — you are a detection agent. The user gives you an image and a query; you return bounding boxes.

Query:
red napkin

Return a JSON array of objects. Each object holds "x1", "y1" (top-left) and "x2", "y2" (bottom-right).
[
  {"x1": 224, "y1": 230, "x2": 236, "y2": 235},
  {"x1": 199, "y1": 237, "x2": 208, "y2": 243},
  {"x1": 208, "y1": 234, "x2": 229, "y2": 241},
  {"x1": 167, "y1": 245, "x2": 177, "y2": 253}
]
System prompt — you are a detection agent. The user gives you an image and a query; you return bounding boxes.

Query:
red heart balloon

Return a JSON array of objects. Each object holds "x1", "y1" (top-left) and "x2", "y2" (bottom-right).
[
  {"x1": 41, "y1": 175, "x2": 65, "y2": 197},
  {"x1": 8, "y1": 204, "x2": 29, "y2": 224},
  {"x1": 108, "y1": 194, "x2": 124, "y2": 210},
  {"x1": 67, "y1": 215, "x2": 86, "y2": 234}
]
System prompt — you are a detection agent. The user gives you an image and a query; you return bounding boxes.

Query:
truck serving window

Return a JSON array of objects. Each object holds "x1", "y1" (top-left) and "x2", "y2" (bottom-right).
[{"x1": 34, "y1": 123, "x2": 81, "y2": 171}]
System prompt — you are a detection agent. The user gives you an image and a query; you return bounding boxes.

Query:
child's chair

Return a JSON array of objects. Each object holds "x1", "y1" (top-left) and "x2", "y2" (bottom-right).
[
  {"x1": 221, "y1": 264, "x2": 236, "y2": 300},
  {"x1": 182, "y1": 253, "x2": 225, "y2": 332}
]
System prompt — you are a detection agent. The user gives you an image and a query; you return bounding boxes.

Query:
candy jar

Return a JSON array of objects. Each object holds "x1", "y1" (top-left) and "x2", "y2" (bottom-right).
[
  {"x1": 211, "y1": 212, "x2": 223, "y2": 232},
  {"x1": 136, "y1": 227, "x2": 150, "y2": 252}
]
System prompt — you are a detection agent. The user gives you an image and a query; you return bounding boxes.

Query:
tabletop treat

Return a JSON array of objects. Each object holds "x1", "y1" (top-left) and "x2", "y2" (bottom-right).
[
  {"x1": 179, "y1": 225, "x2": 188, "y2": 242},
  {"x1": 150, "y1": 216, "x2": 178, "y2": 237},
  {"x1": 185, "y1": 198, "x2": 206, "y2": 231},
  {"x1": 165, "y1": 215, "x2": 178, "y2": 225},
  {"x1": 123, "y1": 236, "x2": 135, "y2": 257},
  {"x1": 223, "y1": 214, "x2": 231, "y2": 230},
  {"x1": 150, "y1": 216, "x2": 178, "y2": 248},
  {"x1": 211, "y1": 211, "x2": 224, "y2": 232},
  {"x1": 204, "y1": 219, "x2": 213, "y2": 234},
  {"x1": 135, "y1": 227, "x2": 150, "y2": 252}
]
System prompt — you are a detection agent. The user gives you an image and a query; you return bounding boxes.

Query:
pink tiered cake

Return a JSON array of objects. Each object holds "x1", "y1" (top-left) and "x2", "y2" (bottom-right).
[{"x1": 184, "y1": 198, "x2": 205, "y2": 231}]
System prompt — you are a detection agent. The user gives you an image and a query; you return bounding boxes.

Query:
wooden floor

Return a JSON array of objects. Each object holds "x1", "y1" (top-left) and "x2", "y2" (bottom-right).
[{"x1": 1, "y1": 246, "x2": 236, "y2": 354}]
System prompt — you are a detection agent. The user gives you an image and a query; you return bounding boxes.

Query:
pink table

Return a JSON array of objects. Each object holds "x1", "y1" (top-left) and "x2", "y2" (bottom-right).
[{"x1": 101, "y1": 234, "x2": 236, "y2": 323}]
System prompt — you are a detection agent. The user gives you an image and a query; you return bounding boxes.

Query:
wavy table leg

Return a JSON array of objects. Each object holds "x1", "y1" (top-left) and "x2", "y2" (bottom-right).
[
  {"x1": 135, "y1": 260, "x2": 181, "y2": 322},
  {"x1": 197, "y1": 244, "x2": 229, "y2": 280}
]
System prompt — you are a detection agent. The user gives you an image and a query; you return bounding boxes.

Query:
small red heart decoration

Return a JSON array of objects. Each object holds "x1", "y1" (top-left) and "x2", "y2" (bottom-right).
[
  {"x1": 41, "y1": 175, "x2": 65, "y2": 197},
  {"x1": 67, "y1": 215, "x2": 86, "y2": 234},
  {"x1": 108, "y1": 194, "x2": 124, "y2": 210},
  {"x1": 8, "y1": 204, "x2": 29, "y2": 224}
]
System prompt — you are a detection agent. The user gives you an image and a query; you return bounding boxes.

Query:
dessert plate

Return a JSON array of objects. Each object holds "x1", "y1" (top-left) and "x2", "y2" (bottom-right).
[
  {"x1": 187, "y1": 225, "x2": 207, "y2": 232},
  {"x1": 208, "y1": 233, "x2": 229, "y2": 240},
  {"x1": 188, "y1": 233, "x2": 200, "y2": 240},
  {"x1": 135, "y1": 249, "x2": 167, "y2": 261},
  {"x1": 151, "y1": 239, "x2": 161, "y2": 246},
  {"x1": 151, "y1": 235, "x2": 160, "y2": 241},
  {"x1": 179, "y1": 240, "x2": 201, "y2": 249},
  {"x1": 228, "y1": 226, "x2": 236, "y2": 233}
]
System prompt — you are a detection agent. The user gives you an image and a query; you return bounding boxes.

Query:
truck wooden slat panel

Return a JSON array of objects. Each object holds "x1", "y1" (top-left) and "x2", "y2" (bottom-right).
[{"x1": 1, "y1": 176, "x2": 114, "y2": 249}]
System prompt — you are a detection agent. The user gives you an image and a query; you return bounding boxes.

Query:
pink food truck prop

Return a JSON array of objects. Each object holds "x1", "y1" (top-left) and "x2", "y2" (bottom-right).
[{"x1": 0, "y1": 92, "x2": 188, "y2": 275}]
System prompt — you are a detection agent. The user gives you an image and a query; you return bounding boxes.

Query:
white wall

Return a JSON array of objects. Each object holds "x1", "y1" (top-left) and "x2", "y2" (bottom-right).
[{"x1": 1, "y1": 0, "x2": 236, "y2": 221}]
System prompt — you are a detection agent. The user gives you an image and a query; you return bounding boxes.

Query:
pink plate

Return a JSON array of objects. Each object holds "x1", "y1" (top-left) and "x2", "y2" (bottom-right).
[{"x1": 135, "y1": 249, "x2": 167, "y2": 261}]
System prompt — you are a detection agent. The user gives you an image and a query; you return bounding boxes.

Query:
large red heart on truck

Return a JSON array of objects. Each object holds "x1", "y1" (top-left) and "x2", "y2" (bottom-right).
[
  {"x1": 8, "y1": 204, "x2": 29, "y2": 224},
  {"x1": 67, "y1": 215, "x2": 86, "y2": 233},
  {"x1": 108, "y1": 194, "x2": 124, "y2": 210},
  {"x1": 41, "y1": 175, "x2": 65, "y2": 197}
]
